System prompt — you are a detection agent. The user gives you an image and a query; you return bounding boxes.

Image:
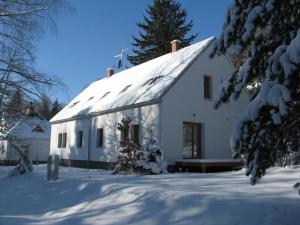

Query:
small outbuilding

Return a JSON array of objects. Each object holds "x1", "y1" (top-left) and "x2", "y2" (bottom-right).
[{"x1": 0, "y1": 105, "x2": 51, "y2": 165}]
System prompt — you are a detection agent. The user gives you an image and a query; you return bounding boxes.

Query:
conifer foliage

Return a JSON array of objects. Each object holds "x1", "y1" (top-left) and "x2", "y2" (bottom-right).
[
  {"x1": 112, "y1": 118, "x2": 142, "y2": 174},
  {"x1": 113, "y1": 118, "x2": 167, "y2": 174},
  {"x1": 127, "y1": 0, "x2": 197, "y2": 65},
  {"x1": 212, "y1": 0, "x2": 300, "y2": 184}
]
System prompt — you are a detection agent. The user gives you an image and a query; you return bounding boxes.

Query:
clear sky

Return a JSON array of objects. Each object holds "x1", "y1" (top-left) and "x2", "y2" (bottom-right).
[{"x1": 36, "y1": 0, "x2": 231, "y2": 104}]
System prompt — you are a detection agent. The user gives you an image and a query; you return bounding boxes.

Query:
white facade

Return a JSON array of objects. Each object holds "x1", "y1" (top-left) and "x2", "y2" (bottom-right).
[
  {"x1": 0, "y1": 138, "x2": 50, "y2": 162},
  {"x1": 50, "y1": 37, "x2": 248, "y2": 167},
  {"x1": 160, "y1": 44, "x2": 247, "y2": 164},
  {"x1": 51, "y1": 104, "x2": 160, "y2": 164},
  {"x1": 0, "y1": 116, "x2": 51, "y2": 163}
]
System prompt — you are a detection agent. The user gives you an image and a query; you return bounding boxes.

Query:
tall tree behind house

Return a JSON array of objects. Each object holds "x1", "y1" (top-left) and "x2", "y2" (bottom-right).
[
  {"x1": 127, "y1": 0, "x2": 197, "y2": 65},
  {"x1": 34, "y1": 94, "x2": 64, "y2": 121}
]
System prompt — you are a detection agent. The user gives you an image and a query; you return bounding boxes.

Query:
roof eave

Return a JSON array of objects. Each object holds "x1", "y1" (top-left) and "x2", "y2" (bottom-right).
[{"x1": 50, "y1": 99, "x2": 162, "y2": 124}]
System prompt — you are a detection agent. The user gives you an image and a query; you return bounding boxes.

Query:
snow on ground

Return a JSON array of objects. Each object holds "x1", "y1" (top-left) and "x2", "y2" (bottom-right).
[{"x1": 0, "y1": 165, "x2": 299, "y2": 225}]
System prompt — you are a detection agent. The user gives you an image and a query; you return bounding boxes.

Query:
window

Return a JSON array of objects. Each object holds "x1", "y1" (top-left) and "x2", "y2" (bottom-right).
[
  {"x1": 77, "y1": 131, "x2": 83, "y2": 148},
  {"x1": 143, "y1": 76, "x2": 164, "y2": 86},
  {"x1": 100, "y1": 91, "x2": 110, "y2": 100},
  {"x1": 62, "y1": 132, "x2": 67, "y2": 148},
  {"x1": 32, "y1": 125, "x2": 44, "y2": 133},
  {"x1": 183, "y1": 122, "x2": 202, "y2": 159},
  {"x1": 88, "y1": 96, "x2": 94, "y2": 101},
  {"x1": 131, "y1": 124, "x2": 140, "y2": 145},
  {"x1": 70, "y1": 101, "x2": 80, "y2": 108},
  {"x1": 204, "y1": 75, "x2": 213, "y2": 99},
  {"x1": 58, "y1": 133, "x2": 62, "y2": 148},
  {"x1": 119, "y1": 84, "x2": 132, "y2": 94},
  {"x1": 96, "y1": 128, "x2": 104, "y2": 147},
  {"x1": 121, "y1": 126, "x2": 129, "y2": 140}
]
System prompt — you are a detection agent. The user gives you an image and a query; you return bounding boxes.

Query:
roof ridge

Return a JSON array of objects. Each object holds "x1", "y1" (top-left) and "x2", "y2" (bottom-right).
[{"x1": 51, "y1": 37, "x2": 216, "y2": 123}]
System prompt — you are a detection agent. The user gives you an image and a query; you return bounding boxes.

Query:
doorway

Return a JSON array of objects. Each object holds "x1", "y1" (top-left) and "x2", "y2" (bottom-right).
[{"x1": 183, "y1": 122, "x2": 202, "y2": 159}]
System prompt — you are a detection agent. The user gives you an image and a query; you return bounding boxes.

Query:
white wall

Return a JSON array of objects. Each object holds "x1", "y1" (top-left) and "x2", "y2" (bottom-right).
[
  {"x1": 50, "y1": 104, "x2": 159, "y2": 162},
  {"x1": 50, "y1": 118, "x2": 90, "y2": 161},
  {"x1": 0, "y1": 138, "x2": 50, "y2": 162},
  {"x1": 161, "y1": 44, "x2": 248, "y2": 164}
]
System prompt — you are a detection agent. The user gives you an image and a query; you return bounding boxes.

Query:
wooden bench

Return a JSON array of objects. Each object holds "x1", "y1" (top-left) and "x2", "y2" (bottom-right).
[{"x1": 175, "y1": 159, "x2": 244, "y2": 173}]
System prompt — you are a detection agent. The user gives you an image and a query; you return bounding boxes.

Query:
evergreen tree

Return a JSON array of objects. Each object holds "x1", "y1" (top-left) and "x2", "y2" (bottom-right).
[
  {"x1": 50, "y1": 99, "x2": 64, "y2": 119},
  {"x1": 212, "y1": 0, "x2": 300, "y2": 184},
  {"x1": 35, "y1": 95, "x2": 64, "y2": 121},
  {"x1": 5, "y1": 90, "x2": 25, "y2": 118},
  {"x1": 127, "y1": 0, "x2": 197, "y2": 65},
  {"x1": 112, "y1": 118, "x2": 142, "y2": 174}
]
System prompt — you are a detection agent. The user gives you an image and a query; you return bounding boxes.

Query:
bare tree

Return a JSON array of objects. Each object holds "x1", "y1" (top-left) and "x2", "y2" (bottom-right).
[{"x1": 0, "y1": 0, "x2": 72, "y2": 175}]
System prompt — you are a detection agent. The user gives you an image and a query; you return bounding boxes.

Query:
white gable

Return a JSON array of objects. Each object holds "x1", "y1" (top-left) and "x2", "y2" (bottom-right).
[{"x1": 51, "y1": 37, "x2": 215, "y2": 123}]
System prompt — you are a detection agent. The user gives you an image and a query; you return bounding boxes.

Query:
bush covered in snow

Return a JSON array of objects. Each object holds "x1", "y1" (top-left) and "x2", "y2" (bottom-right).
[
  {"x1": 212, "y1": 0, "x2": 300, "y2": 184},
  {"x1": 137, "y1": 138, "x2": 168, "y2": 174},
  {"x1": 113, "y1": 118, "x2": 167, "y2": 175}
]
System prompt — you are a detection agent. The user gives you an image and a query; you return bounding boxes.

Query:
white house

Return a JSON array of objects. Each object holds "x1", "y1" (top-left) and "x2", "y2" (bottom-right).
[
  {"x1": 50, "y1": 37, "x2": 248, "y2": 170},
  {"x1": 0, "y1": 106, "x2": 51, "y2": 165}
]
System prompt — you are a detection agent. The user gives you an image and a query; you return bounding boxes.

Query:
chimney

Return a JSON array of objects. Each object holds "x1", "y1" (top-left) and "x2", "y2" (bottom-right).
[
  {"x1": 107, "y1": 68, "x2": 114, "y2": 77},
  {"x1": 171, "y1": 39, "x2": 181, "y2": 52},
  {"x1": 26, "y1": 102, "x2": 35, "y2": 117}
]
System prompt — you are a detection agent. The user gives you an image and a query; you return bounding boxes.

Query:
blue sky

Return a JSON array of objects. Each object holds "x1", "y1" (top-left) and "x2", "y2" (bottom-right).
[{"x1": 36, "y1": 0, "x2": 231, "y2": 103}]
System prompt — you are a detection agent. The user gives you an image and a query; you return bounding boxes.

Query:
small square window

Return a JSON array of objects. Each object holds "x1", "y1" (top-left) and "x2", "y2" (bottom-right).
[
  {"x1": 96, "y1": 128, "x2": 104, "y2": 147},
  {"x1": 77, "y1": 131, "x2": 83, "y2": 148}
]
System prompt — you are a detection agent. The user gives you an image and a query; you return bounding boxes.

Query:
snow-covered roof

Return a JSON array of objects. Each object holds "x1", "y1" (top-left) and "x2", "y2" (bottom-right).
[
  {"x1": 51, "y1": 37, "x2": 215, "y2": 123},
  {"x1": 1, "y1": 116, "x2": 51, "y2": 140}
]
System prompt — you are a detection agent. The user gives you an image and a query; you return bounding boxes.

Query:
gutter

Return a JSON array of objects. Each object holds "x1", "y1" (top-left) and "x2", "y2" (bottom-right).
[{"x1": 51, "y1": 99, "x2": 162, "y2": 124}]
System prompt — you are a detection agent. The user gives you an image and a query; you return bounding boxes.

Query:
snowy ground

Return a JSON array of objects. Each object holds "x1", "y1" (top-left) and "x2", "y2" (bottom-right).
[{"x1": 0, "y1": 165, "x2": 299, "y2": 225}]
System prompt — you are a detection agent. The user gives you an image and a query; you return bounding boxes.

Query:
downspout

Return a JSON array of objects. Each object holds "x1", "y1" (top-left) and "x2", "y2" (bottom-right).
[
  {"x1": 158, "y1": 102, "x2": 163, "y2": 157},
  {"x1": 87, "y1": 117, "x2": 92, "y2": 169}
]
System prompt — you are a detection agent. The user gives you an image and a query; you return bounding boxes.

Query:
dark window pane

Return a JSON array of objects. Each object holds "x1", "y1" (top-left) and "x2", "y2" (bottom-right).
[
  {"x1": 62, "y1": 133, "x2": 67, "y2": 148},
  {"x1": 204, "y1": 75, "x2": 212, "y2": 99},
  {"x1": 131, "y1": 124, "x2": 140, "y2": 145},
  {"x1": 122, "y1": 127, "x2": 129, "y2": 140},
  {"x1": 96, "y1": 128, "x2": 104, "y2": 147},
  {"x1": 58, "y1": 133, "x2": 62, "y2": 148},
  {"x1": 183, "y1": 123, "x2": 201, "y2": 159},
  {"x1": 77, "y1": 131, "x2": 83, "y2": 148}
]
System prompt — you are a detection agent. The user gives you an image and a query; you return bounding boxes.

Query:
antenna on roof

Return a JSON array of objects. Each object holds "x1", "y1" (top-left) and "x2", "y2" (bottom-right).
[{"x1": 114, "y1": 48, "x2": 129, "y2": 71}]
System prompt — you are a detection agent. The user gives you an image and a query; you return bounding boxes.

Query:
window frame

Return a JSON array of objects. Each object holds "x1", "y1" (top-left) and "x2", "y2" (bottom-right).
[
  {"x1": 131, "y1": 124, "x2": 140, "y2": 145},
  {"x1": 57, "y1": 133, "x2": 62, "y2": 148},
  {"x1": 204, "y1": 75, "x2": 213, "y2": 100},
  {"x1": 96, "y1": 128, "x2": 104, "y2": 148},
  {"x1": 62, "y1": 132, "x2": 67, "y2": 148},
  {"x1": 77, "y1": 130, "x2": 83, "y2": 148}
]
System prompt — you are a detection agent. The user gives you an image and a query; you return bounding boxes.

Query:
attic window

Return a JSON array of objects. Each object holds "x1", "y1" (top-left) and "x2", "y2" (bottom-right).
[
  {"x1": 32, "y1": 125, "x2": 44, "y2": 133},
  {"x1": 100, "y1": 91, "x2": 110, "y2": 100},
  {"x1": 143, "y1": 75, "x2": 164, "y2": 86},
  {"x1": 70, "y1": 101, "x2": 79, "y2": 108},
  {"x1": 119, "y1": 85, "x2": 132, "y2": 95}
]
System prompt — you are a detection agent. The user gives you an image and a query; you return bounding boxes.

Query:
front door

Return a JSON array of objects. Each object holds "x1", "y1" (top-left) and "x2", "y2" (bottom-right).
[{"x1": 183, "y1": 122, "x2": 202, "y2": 159}]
